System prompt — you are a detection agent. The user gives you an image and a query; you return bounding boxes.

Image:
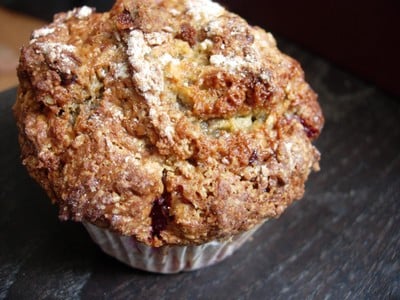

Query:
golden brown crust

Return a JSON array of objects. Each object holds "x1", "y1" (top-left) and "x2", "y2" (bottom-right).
[{"x1": 14, "y1": 0, "x2": 324, "y2": 246}]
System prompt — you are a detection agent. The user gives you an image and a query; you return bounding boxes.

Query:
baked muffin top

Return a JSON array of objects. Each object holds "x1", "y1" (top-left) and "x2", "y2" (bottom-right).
[{"x1": 14, "y1": 0, "x2": 323, "y2": 246}]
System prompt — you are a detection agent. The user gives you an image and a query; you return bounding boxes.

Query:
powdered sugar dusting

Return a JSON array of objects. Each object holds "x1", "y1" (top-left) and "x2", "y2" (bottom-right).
[
  {"x1": 169, "y1": 8, "x2": 181, "y2": 16},
  {"x1": 210, "y1": 54, "x2": 248, "y2": 73},
  {"x1": 111, "y1": 62, "x2": 129, "y2": 79},
  {"x1": 127, "y1": 30, "x2": 175, "y2": 142},
  {"x1": 64, "y1": 6, "x2": 94, "y2": 20},
  {"x1": 164, "y1": 125, "x2": 175, "y2": 141},
  {"x1": 133, "y1": 64, "x2": 164, "y2": 95},
  {"x1": 159, "y1": 53, "x2": 180, "y2": 67},
  {"x1": 145, "y1": 32, "x2": 171, "y2": 46},
  {"x1": 209, "y1": 47, "x2": 264, "y2": 75},
  {"x1": 185, "y1": 0, "x2": 224, "y2": 23},
  {"x1": 35, "y1": 42, "x2": 77, "y2": 74},
  {"x1": 75, "y1": 6, "x2": 94, "y2": 19},
  {"x1": 284, "y1": 141, "x2": 294, "y2": 170},
  {"x1": 127, "y1": 30, "x2": 163, "y2": 94},
  {"x1": 260, "y1": 70, "x2": 271, "y2": 82},
  {"x1": 31, "y1": 27, "x2": 55, "y2": 40},
  {"x1": 206, "y1": 19, "x2": 225, "y2": 35},
  {"x1": 199, "y1": 39, "x2": 213, "y2": 50},
  {"x1": 127, "y1": 31, "x2": 151, "y2": 60}
]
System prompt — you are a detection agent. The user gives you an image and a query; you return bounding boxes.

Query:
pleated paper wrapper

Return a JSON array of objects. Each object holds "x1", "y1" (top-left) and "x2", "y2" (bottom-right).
[{"x1": 83, "y1": 221, "x2": 264, "y2": 273}]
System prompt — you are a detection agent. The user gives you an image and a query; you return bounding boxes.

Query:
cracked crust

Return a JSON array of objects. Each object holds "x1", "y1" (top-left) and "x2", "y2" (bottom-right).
[{"x1": 14, "y1": 0, "x2": 324, "y2": 246}]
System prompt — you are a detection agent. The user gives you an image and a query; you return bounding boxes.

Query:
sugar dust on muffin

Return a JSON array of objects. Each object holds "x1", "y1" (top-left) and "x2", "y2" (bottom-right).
[{"x1": 14, "y1": 0, "x2": 323, "y2": 249}]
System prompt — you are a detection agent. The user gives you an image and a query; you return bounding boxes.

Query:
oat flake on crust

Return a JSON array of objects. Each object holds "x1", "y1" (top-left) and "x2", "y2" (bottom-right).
[{"x1": 14, "y1": 0, "x2": 324, "y2": 247}]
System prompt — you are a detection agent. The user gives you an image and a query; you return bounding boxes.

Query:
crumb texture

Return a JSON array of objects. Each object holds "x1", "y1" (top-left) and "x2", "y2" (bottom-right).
[{"x1": 14, "y1": 0, "x2": 324, "y2": 246}]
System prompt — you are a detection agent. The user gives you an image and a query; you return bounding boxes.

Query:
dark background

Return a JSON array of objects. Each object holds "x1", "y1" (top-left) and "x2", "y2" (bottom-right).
[{"x1": 0, "y1": 0, "x2": 399, "y2": 97}]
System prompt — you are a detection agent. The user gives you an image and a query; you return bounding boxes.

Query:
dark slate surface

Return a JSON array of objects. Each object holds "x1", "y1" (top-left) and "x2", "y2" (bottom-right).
[{"x1": 1, "y1": 40, "x2": 399, "y2": 299}]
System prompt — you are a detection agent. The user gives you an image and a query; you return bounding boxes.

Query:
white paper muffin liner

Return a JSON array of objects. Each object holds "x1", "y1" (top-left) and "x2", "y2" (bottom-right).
[{"x1": 83, "y1": 222, "x2": 264, "y2": 273}]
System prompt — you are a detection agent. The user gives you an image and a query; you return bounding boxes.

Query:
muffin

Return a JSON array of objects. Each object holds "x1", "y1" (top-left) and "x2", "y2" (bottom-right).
[{"x1": 14, "y1": 0, "x2": 324, "y2": 273}]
